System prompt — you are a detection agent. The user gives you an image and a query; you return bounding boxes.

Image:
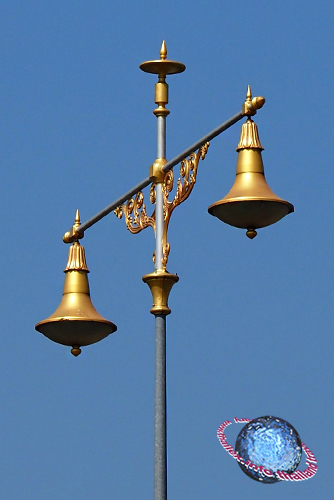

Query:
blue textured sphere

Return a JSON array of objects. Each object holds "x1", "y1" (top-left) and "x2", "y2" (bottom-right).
[{"x1": 235, "y1": 416, "x2": 302, "y2": 483}]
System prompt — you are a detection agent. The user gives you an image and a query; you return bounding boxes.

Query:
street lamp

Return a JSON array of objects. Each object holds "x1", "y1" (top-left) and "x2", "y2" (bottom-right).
[{"x1": 35, "y1": 41, "x2": 293, "y2": 500}]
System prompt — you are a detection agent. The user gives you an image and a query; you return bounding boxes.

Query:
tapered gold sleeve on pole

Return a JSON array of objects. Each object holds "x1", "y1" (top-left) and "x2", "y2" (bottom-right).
[{"x1": 142, "y1": 270, "x2": 179, "y2": 315}]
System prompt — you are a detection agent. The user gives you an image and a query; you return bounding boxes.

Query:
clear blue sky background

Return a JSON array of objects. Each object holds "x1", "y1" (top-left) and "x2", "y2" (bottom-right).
[{"x1": 0, "y1": 1, "x2": 332, "y2": 499}]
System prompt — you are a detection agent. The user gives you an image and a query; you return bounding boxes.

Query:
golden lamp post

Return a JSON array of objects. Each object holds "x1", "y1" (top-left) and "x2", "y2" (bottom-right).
[{"x1": 35, "y1": 42, "x2": 293, "y2": 500}]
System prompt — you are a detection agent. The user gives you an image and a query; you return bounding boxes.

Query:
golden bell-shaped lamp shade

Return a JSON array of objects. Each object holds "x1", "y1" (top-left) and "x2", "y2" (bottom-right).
[
  {"x1": 35, "y1": 241, "x2": 117, "y2": 356},
  {"x1": 208, "y1": 118, "x2": 294, "y2": 238}
]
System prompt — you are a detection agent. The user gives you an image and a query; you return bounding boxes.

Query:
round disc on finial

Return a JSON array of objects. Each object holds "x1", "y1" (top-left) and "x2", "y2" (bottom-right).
[
  {"x1": 246, "y1": 228, "x2": 257, "y2": 239},
  {"x1": 140, "y1": 41, "x2": 185, "y2": 76}
]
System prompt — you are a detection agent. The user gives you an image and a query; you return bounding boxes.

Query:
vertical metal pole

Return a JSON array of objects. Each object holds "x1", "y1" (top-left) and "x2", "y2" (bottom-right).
[
  {"x1": 154, "y1": 314, "x2": 167, "y2": 500},
  {"x1": 157, "y1": 114, "x2": 166, "y2": 158},
  {"x1": 154, "y1": 113, "x2": 167, "y2": 500},
  {"x1": 155, "y1": 115, "x2": 166, "y2": 271}
]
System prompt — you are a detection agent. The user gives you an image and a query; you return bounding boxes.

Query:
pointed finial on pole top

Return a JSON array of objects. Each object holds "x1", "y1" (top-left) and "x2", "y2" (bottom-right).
[
  {"x1": 246, "y1": 85, "x2": 252, "y2": 101},
  {"x1": 140, "y1": 42, "x2": 185, "y2": 75},
  {"x1": 160, "y1": 40, "x2": 167, "y2": 60}
]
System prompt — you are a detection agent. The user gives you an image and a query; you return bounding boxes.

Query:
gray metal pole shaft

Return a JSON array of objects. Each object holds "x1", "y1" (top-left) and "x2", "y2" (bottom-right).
[
  {"x1": 154, "y1": 112, "x2": 167, "y2": 499},
  {"x1": 154, "y1": 314, "x2": 167, "y2": 500},
  {"x1": 155, "y1": 115, "x2": 166, "y2": 270}
]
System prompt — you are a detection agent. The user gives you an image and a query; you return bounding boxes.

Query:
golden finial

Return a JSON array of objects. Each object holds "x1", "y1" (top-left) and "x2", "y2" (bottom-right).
[
  {"x1": 63, "y1": 209, "x2": 84, "y2": 243},
  {"x1": 242, "y1": 85, "x2": 265, "y2": 116},
  {"x1": 71, "y1": 345, "x2": 82, "y2": 357},
  {"x1": 140, "y1": 44, "x2": 185, "y2": 76},
  {"x1": 74, "y1": 209, "x2": 80, "y2": 224},
  {"x1": 74, "y1": 209, "x2": 80, "y2": 229},
  {"x1": 160, "y1": 41, "x2": 167, "y2": 60},
  {"x1": 246, "y1": 229, "x2": 257, "y2": 239}
]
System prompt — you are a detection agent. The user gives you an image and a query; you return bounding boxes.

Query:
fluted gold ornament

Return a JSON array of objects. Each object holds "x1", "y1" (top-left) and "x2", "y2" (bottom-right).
[
  {"x1": 64, "y1": 240, "x2": 89, "y2": 271},
  {"x1": 236, "y1": 118, "x2": 264, "y2": 150}
]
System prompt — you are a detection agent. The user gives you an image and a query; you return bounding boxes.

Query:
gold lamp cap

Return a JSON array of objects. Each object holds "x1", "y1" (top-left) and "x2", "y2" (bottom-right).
[
  {"x1": 208, "y1": 118, "x2": 294, "y2": 238},
  {"x1": 140, "y1": 40, "x2": 185, "y2": 77},
  {"x1": 35, "y1": 212, "x2": 116, "y2": 355}
]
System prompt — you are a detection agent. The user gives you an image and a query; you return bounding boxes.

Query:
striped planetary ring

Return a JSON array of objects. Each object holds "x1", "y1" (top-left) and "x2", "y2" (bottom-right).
[{"x1": 217, "y1": 418, "x2": 317, "y2": 482}]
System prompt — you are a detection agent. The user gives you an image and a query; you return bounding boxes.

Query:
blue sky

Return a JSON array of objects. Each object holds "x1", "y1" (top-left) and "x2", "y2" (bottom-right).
[{"x1": 0, "y1": 1, "x2": 332, "y2": 498}]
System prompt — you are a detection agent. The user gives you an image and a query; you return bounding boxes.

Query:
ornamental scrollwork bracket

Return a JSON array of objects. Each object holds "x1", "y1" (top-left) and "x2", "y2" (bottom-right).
[
  {"x1": 114, "y1": 142, "x2": 210, "y2": 269},
  {"x1": 114, "y1": 186, "x2": 156, "y2": 233},
  {"x1": 161, "y1": 142, "x2": 210, "y2": 268}
]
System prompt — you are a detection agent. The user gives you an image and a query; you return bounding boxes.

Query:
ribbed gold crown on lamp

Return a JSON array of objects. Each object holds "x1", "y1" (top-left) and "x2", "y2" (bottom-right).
[
  {"x1": 208, "y1": 114, "x2": 294, "y2": 239},
  {"x1": 35, "y1": 213, "x2": 117, "y2": 356}
]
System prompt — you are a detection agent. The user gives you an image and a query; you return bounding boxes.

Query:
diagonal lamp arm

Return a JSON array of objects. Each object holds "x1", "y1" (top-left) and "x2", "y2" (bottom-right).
[{"x1": 63, "y1": 110, "x2": 244, "y2": 243}]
